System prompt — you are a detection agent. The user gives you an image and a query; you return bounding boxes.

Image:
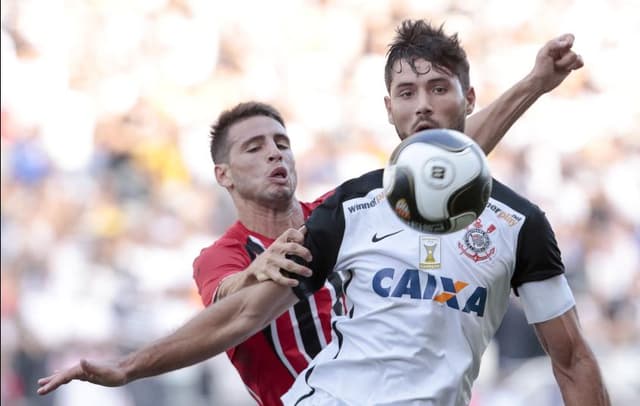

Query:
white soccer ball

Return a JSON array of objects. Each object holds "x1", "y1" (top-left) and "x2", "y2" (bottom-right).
[{"x1": 383, "y1": 129, "x2": 492, "y2": 234}]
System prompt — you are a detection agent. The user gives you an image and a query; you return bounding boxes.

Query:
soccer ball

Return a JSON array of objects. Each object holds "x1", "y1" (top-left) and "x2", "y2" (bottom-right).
[{"x1": 382, "y1": 129, "x2": 492, "y2": 234}]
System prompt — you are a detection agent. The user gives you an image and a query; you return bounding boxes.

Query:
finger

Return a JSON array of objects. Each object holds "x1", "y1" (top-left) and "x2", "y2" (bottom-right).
[
  {"x1": 554, "y1": 52, "x2": 579, "y2": 70},
  {"x1": 284, "y1": 242, "x2": 312, "y2": 262},
  {"x1": 298, "y1": 225, "x2": 307, "y2": 235},
  {"x1": 569, "y1": 54, "x2": 584, "y2": 70},
  {"x1": 287, "y1": 228, "x2": 306, "y2": 243},
  {"x1": 551, "y1": 33, "x2": 574, "y2": 50},
  {"x1": 37, "y1": 372, "x2": 74, "y2": 395},
  {"x1": 268, "y1": 256, "x2": 313, "y2": 278},
  {"x1": 256, "y1": 265, "x2": 300, "y2": 286},
  {"x1": 38, "y1": 375, "x2": 55, "y2": 385},
  {"x1": 271, "y1": 273, "x2": 300, "y2": 287},
  {"x1": 547, "y1": 33, "x2": 575, "y2": 58},
  {"x1": 275, "y1": 228, "x2": 304, "y2": 244},
  {"x1": 279, "y1": 258, "x2": 313, "y2": 277}
]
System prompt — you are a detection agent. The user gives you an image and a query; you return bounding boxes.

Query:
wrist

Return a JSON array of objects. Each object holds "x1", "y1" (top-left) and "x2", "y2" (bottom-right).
[
  {"x1": 521, "y1": 72, "x2": 550, "y2": 98},
  {"x1": 117, "y1": 356, "x2": 136, "y2": 384}
]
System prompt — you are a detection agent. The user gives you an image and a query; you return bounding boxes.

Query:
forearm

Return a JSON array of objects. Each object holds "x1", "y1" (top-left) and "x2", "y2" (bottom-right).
[
  {"x1": 466, "y1": 74, "x2": 546, "y2": 154},
  {"x1": 552, "y1": 352, "x2": 610, "y2": 406},
  {"x1": 535, "y1": 310, "x2": 610, "y2": 406},
  {"x1": 118, "y1": 281, "x2": 297, "y2": 383}
]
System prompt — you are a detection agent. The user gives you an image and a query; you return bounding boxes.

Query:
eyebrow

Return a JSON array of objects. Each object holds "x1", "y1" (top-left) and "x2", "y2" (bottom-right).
[
  {"x1": 238, "y1": 132, "x2": 289, "y2": 149},
  {"x1": 392, "y1": 76, "x2": 452, "y2": 90}
]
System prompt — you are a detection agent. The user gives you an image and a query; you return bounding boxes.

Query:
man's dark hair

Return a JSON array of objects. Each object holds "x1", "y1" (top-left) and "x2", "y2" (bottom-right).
[
  {"x1": 384, "y1": 20, "x2": 470, "y2": 92},
  {"x1": 209, "y1": 102, "x2": 286, "y2": 164}
]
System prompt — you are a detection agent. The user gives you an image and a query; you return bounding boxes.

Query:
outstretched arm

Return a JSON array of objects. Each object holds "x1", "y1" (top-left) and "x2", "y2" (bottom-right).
[
  {"x1": 467, "y1": 33, "x2": 584, "y2": 154},
  {"x1": 534, "y1": 308, "x2": 610, "y2": 405},
  {"x1": 37, "y1": 281, "x2": 298, "y2": 395}
]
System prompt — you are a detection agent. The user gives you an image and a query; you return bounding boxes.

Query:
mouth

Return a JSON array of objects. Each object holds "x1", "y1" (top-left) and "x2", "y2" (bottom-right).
[
  {"x1": 269, "y1": 167, "x2": 289, "y2": 182},
  {"x1": 413, "y1": 121, "x2": 438, "y2": 133}
]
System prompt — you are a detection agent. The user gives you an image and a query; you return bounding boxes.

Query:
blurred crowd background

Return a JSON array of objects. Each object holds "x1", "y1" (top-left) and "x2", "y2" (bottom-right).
[{"x1": 1, "y1": 0, "x2": 639, "y2": 405}]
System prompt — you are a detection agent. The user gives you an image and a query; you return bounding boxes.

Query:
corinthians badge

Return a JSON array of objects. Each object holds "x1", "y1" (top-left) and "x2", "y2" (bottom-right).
[{"x1": 458, "y1": 219, "x2": 496, "y2": 262}]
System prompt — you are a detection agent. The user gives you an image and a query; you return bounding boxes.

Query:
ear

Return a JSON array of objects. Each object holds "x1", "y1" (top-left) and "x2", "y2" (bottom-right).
[
  {"x1": 465, "y1": 86, "x2": 476, "y2": 116},
  {"x1": 215, "y1": 164, "x2": 233, "y2": 188},
  {"x1": 384, "y1": 95, "x2": 394, "y2": 125}
]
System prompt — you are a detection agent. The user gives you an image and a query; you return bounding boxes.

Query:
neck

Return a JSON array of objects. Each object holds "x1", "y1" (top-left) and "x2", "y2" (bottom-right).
[{"x1": 234, "y1": 197, "x2": 305, "y2": 239}]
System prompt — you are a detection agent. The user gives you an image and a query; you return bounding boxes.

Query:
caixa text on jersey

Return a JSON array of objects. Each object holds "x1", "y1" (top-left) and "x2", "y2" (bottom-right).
[{"x1": 372, "y1": 268, "x2": 487, "y2": 316}]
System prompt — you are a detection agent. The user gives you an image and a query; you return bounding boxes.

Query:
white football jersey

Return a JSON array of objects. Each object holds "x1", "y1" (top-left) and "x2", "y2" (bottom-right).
[{"x1": 283, "y1": 169, "x2": 574, "y2": 406}]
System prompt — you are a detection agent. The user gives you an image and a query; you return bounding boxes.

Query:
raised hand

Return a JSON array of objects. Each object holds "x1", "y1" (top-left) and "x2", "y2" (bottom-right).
[{"x1": 530, "y1": 33, "x2": 584, "y2": 94}]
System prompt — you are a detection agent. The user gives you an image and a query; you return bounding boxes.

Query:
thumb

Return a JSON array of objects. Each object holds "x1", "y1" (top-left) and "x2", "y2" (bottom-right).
[
  {"x1": 298, "y1": 225, "x2": 307, "y2": 235},
  {"x1": 80, "y1": 359, "x2": 124, "y2": 385},
  {"x1": 80, "y1": 359, "x2": 101, "y2": 377}
]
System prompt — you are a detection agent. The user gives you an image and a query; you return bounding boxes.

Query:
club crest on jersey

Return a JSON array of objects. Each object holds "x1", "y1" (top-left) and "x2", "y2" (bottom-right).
[
  {"x1": 419, "y1": 236, "x2": 441, "y2": 269},
  {"x1": 458, "y1": 219, "x2": 496, "y2": 262}
]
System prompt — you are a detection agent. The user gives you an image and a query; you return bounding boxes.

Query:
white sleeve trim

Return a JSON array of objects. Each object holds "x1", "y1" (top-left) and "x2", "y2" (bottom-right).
[{"x1": 518, "y1": 274, "x2": 575, "y2": 324}]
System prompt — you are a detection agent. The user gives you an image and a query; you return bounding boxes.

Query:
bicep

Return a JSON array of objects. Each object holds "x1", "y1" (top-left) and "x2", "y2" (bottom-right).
[{"x1": 194, "y1": 247, "x2": 249, "y2": 306}]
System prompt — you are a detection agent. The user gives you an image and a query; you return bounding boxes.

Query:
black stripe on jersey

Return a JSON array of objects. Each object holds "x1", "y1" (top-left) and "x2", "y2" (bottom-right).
[
  {"x1": 261, "y1": 323, "x2": 297, "y2": 378},
  {"x1": 342, "y1": 270, "x2": 355, "y2": 318},
  {"x1": 490, "y1": 179, "x2": 565, "y2": 291},
  {"x1": 292, "y1": 170, "x2": 384, "y2": 300},
  {"x1": 293, "y1": 320, "x2": 345, "y2": 405},
  {"x1": 293, "y1": 300, "x2": 323, "y2": 358},
  {"x1": 332, "y1": 320, "x2": 345, "y2": 355},
  {"x1": 245, "y1": 236, "x2": 265, "y2": 260},
  {"x1": 293, "y1": 366, "x2": 317, "y2": 405},
  {"x1": 327, "y1": 272, "x2": 345, "y2": 316}
]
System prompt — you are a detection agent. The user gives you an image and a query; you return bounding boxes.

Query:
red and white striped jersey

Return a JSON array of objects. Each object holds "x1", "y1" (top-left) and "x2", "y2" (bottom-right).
[{"x1": 193, "y1": 199, "x2": 345, "y2": 406}]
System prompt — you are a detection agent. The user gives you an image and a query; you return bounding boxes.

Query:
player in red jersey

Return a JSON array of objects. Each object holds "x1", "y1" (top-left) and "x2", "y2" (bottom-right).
[{"x1": 39, "y1": 31, "x2": 586, "y2": 405}]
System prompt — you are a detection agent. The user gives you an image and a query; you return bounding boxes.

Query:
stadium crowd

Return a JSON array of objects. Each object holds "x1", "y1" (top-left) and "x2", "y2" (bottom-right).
[{"x1": 1, "y1": 0, "x2": 638, "y2": 405}]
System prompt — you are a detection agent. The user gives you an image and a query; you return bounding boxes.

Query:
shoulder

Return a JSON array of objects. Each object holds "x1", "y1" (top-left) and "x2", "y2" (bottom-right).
[
  {"x1": 326, "y1": 169, "x2": 384, "y2": 204},
  {"x1": 490, "y1": 178, "x2": 541, "y2": 216},
  {"x1": 489, "y1": 178, "x2": 552, "y2": 231},
  {"x1": 192, "y1": 224, "x2": 250, "y2": 276}
]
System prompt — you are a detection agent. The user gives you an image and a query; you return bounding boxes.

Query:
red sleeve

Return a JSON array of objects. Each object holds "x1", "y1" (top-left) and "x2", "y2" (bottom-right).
[{"x1": 192, "y1": 240, "x2": 251, "y2": 307}]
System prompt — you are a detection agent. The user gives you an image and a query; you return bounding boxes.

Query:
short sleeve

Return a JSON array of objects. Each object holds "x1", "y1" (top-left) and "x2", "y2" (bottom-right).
[
  {"x1": 512, "y1": 206, "x2": 565, "y2": 291},
  {"x1": 193, "y1": 241, "x2": 250, "y2": 306}
]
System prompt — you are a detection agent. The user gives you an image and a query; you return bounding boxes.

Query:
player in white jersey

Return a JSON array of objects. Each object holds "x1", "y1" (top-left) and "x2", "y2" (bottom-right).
[
  {"x1": 37, "y1": 20, "x2": 608, "y2": 405},
  {"x1": 281, "y1": 174, "x2": 572, "y2": 405}
]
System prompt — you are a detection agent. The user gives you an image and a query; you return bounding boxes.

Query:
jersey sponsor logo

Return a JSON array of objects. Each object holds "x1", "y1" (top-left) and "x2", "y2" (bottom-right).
[
  {"x1": 458, "y1": 219, "x2": 496, "y2": 262},
  {"x1": 371, "y1": 229, "x2": 403, "y2": 243},
  {"x1": 371, "y1": 268, "x2": 486, "y2": 316},
  {"x1": 346, "y1": 192, "x2": 386, "y2": 214},
  {"x1": 419, "y1": 236, "x2": 441, "y2": 269},
  {"x1": 486, "y1": 202, "x2": 522, "y2": 226}
]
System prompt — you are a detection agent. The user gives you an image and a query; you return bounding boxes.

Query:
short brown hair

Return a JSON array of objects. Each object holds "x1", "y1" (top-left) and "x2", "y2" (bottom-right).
[
  {"x1": 209, "y1": 102, "x2": 286, "y2": 164},
  {"x1": 384, "y1": 20, "x2": 470, "y2": 92}
]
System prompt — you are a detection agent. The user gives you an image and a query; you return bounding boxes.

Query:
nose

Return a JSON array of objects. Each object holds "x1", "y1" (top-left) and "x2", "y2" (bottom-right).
[
  {"x1": 267, "y1": 141, "x2": 283, "y2": 162},
  {"x1": 415, "y1": 90, "x2": 433, "y2": 116}
]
